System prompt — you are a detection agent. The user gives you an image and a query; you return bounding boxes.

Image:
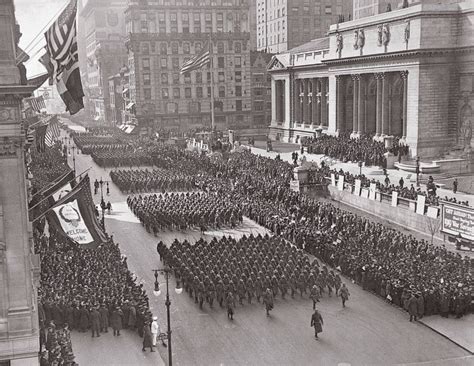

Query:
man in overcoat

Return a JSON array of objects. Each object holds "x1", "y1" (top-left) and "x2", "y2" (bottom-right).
[{"x1": 310, "y1": 309, "x2": 324, "y2": 339}]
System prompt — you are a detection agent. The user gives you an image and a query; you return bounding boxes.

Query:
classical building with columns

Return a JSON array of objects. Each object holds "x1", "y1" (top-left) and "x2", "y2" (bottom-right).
[{"x1": 268, "y1": 1, "x2": 474, "y2": 158}]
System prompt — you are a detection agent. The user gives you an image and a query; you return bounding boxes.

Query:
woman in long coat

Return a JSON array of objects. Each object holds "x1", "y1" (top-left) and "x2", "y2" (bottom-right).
[
  {"x1": 310, "y1": 309, "x2": 324, "y2": 339},
  {"x1": 110, "y1": 307, "x2": 123, "y2": 336}
]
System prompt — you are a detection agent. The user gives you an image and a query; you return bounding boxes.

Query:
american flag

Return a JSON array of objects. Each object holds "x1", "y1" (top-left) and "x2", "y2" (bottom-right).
[
  {"x1": 45, "y1": 116, "x2": 60, "y2": 147},
  {"x1": 25, "y1": 96, "x2": 46, "y2": 112},
  {"x1": 180, "y1": 45, "x2": 211, "y2": 74},
  {"x1": 45, "y1": 0, "x2": 78, "y2": 83},
  {"x1": 44, "y1": 0, "x2": 84, "y2": 115}
]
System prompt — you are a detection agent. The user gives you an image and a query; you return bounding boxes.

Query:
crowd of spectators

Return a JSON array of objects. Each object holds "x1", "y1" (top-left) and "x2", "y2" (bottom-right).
[{"x1": 301, "y1": 133, "x2": 409, "y2": 167}]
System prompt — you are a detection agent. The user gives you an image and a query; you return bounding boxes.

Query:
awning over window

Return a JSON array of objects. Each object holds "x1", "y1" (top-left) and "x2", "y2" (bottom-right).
[{"x1": 125, "y1": 102, "x2": 135, "y2": 110}]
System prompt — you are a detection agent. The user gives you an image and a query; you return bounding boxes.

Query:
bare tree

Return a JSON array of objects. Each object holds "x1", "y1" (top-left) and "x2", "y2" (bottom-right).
[{"x1": 425, "y1": 216, "x2": 441, "y2": 244}]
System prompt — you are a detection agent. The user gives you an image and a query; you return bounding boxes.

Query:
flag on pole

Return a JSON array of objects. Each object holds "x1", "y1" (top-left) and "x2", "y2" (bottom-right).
[
  {"x1": 44, "y1": 0, "x2": 84, "y2": 115},
  {"x1": 45, "y1": 116, "x2": 60, "y2": 147},
  {"x1": 180, "y1": 45, "x2": 210, "y2": 74}
]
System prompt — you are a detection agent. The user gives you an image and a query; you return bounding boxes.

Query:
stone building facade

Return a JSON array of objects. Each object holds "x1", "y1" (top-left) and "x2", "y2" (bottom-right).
[
  {"x1": 79, "y1": 0, "x2": 128, "y2": 124},
  {"x1": 255, "y1": 0, "x2": 352, "y2": 53},
  {"x1": 268, "y1": 1, "x2": 474, "y2": 158},
  {"x1": 250, "y1": 51, "x2": 273, "y2": 129},
  {"x1": 124, "y1": 0, "x2": 252, "y2": 132},
  {"x1": 0, "y1": 1, "x2": 40, "y2": 364}
]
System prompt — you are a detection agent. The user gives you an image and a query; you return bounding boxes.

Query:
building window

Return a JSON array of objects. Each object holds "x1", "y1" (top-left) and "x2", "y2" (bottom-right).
[
  {"x1": 142, "y1": 42, "x2": 150, "y2": 54},
  {"x1": 205, "y1": 13, "x2": 212, "y2": 32},
  {"x1": 235, "y1": 71, "x2": 242, "y2": 82},
  {"x1": 160, "y1": 42, "x2": 168, "y2": 54},
  {"x1": 171, "y1": 42, "x2": 179, "y2": 54},
  {"x1": 196, "y1": 86, "x2": 203, "y2": 98},
  {"x1": 195, "y1": 72, "x2": 202, "y2": 83},
  {"x1": 189, "y1": 101, "x2": 201, "y2": 113},
  {"x1": 235, "y1": 57, "x2": 241, "y2": 67},
  {"x1": 144, "y1": 88, "x2": 151, "y2": 100},
  {"x1": 184, "y1": 73, "x2": 191, "y2": 84},
  {"x1": 219, "y1": 86, "x2": 225, "y2": 97},
  {"x1": 217, "y1": 42, "x2": 225, "y2": 54},
  {"x1": 254, "y1": 101, "x2": 264, "y2": 111},
  {"x1": 235, "y1": 42, "x2": 241, "y2": 53},
  {"x1": 182, "y1": 13, "x2": 190, "y2": 33},
  {"x1": 325, "y1": 5, "x2": 332, "y2": 14},
  {"x1": 172, "y1": 58, "x2": 179, "y2": 69},
  {"x1": 162, "y1": 88, "x2": 169, "y2": 99},
  {"x1": 217, "y1": 57, "x2": 225, "y2": 68},
  {"x1": 216, "y1": 12, "x2": 223, "y2": 32},
  {"x1": 167, "y1": 102, "x2": 178, "y2": 114},
  {"x1": 161, "y1": 73, "x2": 168, "y2": 84},
  {"x1": 143, "y1": 74, "x2": 151, "y2": 85},
  {"x1": 142, "y1": 58, "x2": 150, "y2": 71},
  {"x1": 183, "y1": 42, "x2": 190, "y2": 54},
  {"x1": 236, "y1": 100, "x2": 242, "y2": 111},
  {"x1": 185, "y1": 87, "x2": 192, "y2": 98},
  {"x1": 235, "y1": 85, "x2": 242, "y2": 96},
  {"x1": 173, "y1": 88, "x2": 180, "y2": 99},
  {"x1": 194, "y1": 13, "x2": 201, "y2": 33},
  {"x1": 172, "y1": 73, "x2": 180, "y2": 84},
  {"x1": 161, "y1": 58, "x2": 167, "y2": 68},
  {"x1": 218, "y1": 72, "x2": 225, "y2": 82}
]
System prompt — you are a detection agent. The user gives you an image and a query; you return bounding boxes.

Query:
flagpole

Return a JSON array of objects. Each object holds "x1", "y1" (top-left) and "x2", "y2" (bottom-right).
[{"x1": 209, "y1": 34, "x2": 215, "y2": 131}]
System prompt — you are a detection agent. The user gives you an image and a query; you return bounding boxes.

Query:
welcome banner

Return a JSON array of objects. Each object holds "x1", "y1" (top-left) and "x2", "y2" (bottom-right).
[{"x1": 53, "y1": 199, "x2": 93, "y2": 244}]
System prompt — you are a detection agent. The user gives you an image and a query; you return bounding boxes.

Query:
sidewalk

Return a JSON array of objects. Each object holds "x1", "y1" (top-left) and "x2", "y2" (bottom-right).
[
  {"x1": 72, "y1": 329, "x2": 166, "y2": 366},
  {"x1": 419, "y1": 314, "x2": 474, "y2": 354}
]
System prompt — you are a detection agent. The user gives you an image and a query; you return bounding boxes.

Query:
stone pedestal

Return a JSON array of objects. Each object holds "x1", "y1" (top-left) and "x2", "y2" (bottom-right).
[
  {"x1": 384, "y1": 135, "x2": 394, "y2": 149},
  {"x1": 384, "y1": 152, "x2": 396, "y2": 169},
  {"x1": 293, "y1": 166, "x2": 308, "y2": 183}
]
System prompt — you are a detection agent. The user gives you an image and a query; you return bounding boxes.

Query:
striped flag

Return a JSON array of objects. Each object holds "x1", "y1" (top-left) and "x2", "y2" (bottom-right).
[
  {"x1": 25, "y1": 96, "x2": 46, "y2": 112},
  {"x1": 45, "y1": 116, "x2": 60, "y2": 147},
  {"x1": 44, "y1": 0, "x2": 84, "y2": 115},
  {"x1": 180, "y1": 45, "x2": 211, "y2": 74},
  {"x1": 36, "y1": 123, "x2": 47, "y2": 152}
]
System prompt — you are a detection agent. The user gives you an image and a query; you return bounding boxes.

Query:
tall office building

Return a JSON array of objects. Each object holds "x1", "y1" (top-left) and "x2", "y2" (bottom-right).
[
  {"x1": 124, "y1": 0, "x2": 253, "y2": 132},
  {"x1": 256, "y1": 0, "x2": 352, "y2": 53},
  {"x1": 79, "y1": 0, "x2": 128, "y2": 124}
]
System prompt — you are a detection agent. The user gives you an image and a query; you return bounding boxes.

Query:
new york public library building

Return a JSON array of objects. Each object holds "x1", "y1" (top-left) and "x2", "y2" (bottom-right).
[{"x1": 268, "y1": 1, "x2": 474, "y2": 159}]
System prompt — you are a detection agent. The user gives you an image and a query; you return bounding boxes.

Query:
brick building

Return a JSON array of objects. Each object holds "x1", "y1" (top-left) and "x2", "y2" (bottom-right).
[
  {"x1": 79, "y1": 0, "x2": 128, "y2": 124},
  {"x1": 255, "y1": 0, "x2": 352, "y2": 54},
  {"x1": 268, "y1": 1, "x2": 474, "y2": 158},
  {"x1": 124, "y1": 0, "x2": 253, "y2": 132}
]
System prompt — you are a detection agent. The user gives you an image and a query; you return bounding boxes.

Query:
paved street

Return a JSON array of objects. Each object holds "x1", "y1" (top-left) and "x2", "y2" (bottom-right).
[{"x1": 63, "y1": 126, "x2": 472, "y2": 366}]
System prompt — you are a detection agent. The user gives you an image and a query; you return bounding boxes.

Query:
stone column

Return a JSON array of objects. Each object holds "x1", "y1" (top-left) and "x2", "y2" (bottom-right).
[
  {"x1": 375, "y1": 73, "x2": 383, "y2": 137},
  {"x1": 280, "y1": 80, "x2": 286, "y2": 124},
  {"x1": 352, "y1": 74, "x2": 359, "y2": 136},
  {"x1": 271, "y1": 78, "x2": 277, "y2": 123},
  {"x1": 358, "y1": 76, "x2": 365, "y2": 135},
  {"x1": 401, "y1": 71, "x2": 408, "y2": 139},
  {"x1": 312, "y1": 78, "x2": 318, "y2": 127},
  {"x1": 302, "y1": 79, "x2": 309, "y2": 124},
  {"x1": 336, "y1": 75, "x2": 344, "y2": 134},
  {"x1": 320, "y1": 78, "x2": 327, "y2": 127},
  {"x1": 382, "y1": 73, "x2": 389, "y2": 136}
]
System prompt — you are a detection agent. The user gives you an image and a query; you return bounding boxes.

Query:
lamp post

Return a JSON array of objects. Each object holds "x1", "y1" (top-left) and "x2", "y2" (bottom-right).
[
  {"x1": 358, "y1": 161, "x2": 363, "y2": 176},
  {"x1": 68, "y1": 145, "x2": 76, "y2": 174},
  {"x1": 153, "y1": 268, "x2": 182, "y2": 366}
]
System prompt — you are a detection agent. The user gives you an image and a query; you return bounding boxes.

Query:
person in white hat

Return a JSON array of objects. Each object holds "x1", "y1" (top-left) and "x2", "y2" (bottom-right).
[{"x1": 151, "y1": 316, "x2": 167, "y2": 348}]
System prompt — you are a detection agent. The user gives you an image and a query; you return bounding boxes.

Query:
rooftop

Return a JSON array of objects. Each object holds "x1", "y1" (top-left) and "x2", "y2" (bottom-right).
[{"x1": 288, "y1": 37, "x2": 329, "y2": 55}]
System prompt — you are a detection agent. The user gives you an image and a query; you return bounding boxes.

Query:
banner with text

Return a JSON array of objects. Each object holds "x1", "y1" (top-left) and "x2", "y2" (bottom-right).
[{"x1": 441, "y1": 204, "x2": 474, "y2": 240}]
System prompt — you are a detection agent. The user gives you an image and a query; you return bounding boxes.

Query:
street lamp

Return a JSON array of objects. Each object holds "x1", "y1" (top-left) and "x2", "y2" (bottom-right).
[
  {"x1": 153, "y1": 268, "x2": 182, "y2": 366},
  {"x1": 68, "y1": 145, "x2": 76, "y2": 174},
  {"x1": 358, "y1": 161, "x2": 363, "y2": 176},
  {"x1": 99, "y1": 178, "x2": 105, "y2": 229}
]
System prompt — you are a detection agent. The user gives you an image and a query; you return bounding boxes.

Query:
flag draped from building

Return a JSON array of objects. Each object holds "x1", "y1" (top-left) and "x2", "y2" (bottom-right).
[
  {"x1": 45, "y1": 115, "x2": 60, "y2": 147},
  {"x1": 180, "y1": 45, "x2": 211, "y2": 74},
  {"x1": 28, "y1": 170, "x2": 76, "y2": 222},
  {"x1": 35, "y1": 123, "x2": 47, "y2": 152},
  {"x1": 46, "y1": 175, "x2": 107, "y2": 248},
  {"x1": 44, "y1": 0, "x2": 84, "y2": 115},
  {"x1": 25, "y1": 96, "x2": 46, "y2": 111}
]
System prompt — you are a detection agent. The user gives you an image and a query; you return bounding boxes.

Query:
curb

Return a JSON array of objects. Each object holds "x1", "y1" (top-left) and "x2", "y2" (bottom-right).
[{"x1": 417, "y1": 319, "x2": 474, "y2": 355}]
